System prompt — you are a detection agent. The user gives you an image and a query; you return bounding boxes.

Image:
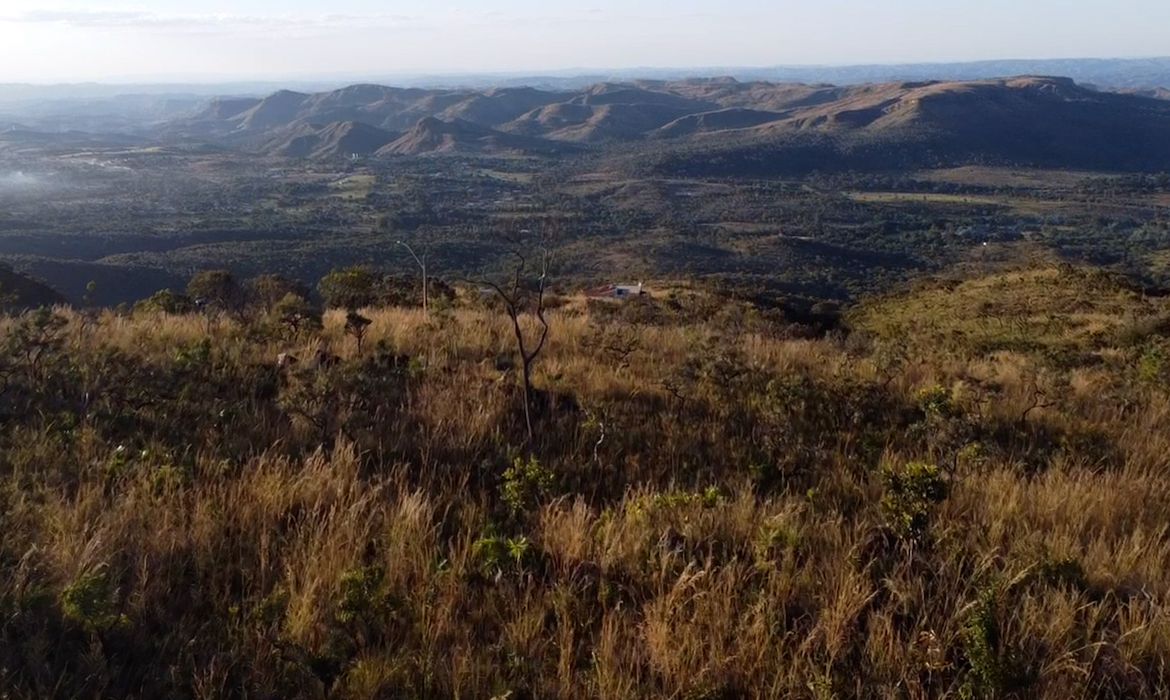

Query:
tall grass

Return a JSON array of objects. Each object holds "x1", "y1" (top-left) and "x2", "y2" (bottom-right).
[{"x1": 1, "y1": 266, "x2": 1169, "y2": 697}]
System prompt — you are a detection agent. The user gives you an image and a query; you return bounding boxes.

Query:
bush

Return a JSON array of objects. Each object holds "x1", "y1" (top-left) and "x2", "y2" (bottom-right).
[
  {"x1": 500, "y1": 455, "x2": 554, "y2": 516},
  {"x1": 272, "y1": 292, "x2": 322, "y2": 336},
  {"x1": 134, "y1": 288, "x2": 194, "y2": 314},
  {"x1": 60, "y1": 566, "x2": 126, "y2": 632},
  {"x1": 916, "y1": 384, "x2": 955, "y2": 417},
  {"x1": 319, "y1": 266, "x2": 379, "y2": 310},
  {"x1": 960, "y1": 583, "x2": 1035, "y2": 699},
  {"x1": 471, "y1": 534, "x2": 533, "y2": 576},
  {"x1": 187, "y1": 269, "x2": 245, "y2": 315},
  {"x1": 880, "y1": 461, "x2": 948, "y2": 542}
]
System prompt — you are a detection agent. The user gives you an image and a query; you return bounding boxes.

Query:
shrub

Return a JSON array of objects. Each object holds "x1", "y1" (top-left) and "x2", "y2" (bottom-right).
[
  {"x1": 916, "y1": 384, "x2": 955, "y2": 417},
  {"x1": 880, "y1": 461, "x2": 948, "y2": 542},
  {"x1": 960, "y1": 583, "x2": 1035, "y2": 699},
  {"x1": 337, "y1": 565, "x2": 393, "y2": 627},
  {"x1": 248, "y1": 274, "x2": 311, "y2": 313},
  {"x1": 272, "y1": 292, "x2": 323, "y2": 336},
  {"x1": 319, "y1": 266, "x2": 379, "y2": 310},
  {"x1": 500, "y1": 456, "x2": 554, "y2": 516},
  {"x1": 60, "y1": 566, "x2": 126, "y2": 632},
  {"x1": 471, "y1": 534, "x2": 533, "y2": 576},
  {"x1": 345, "y1": 311, "x2": 373, "y2": 353},
  {"x1": 187, "y1": 269, "x2": 245, "y2": 315},
  {"x1": 134, "y1": 288, "x2": 194, "y2": 314},
  {"x1": 1138, "y1": 344, "x2": 1166, "y2": 383}
]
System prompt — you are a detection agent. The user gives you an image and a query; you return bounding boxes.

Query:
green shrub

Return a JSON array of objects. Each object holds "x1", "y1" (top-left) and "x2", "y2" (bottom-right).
[
  {"x1": 337, "y1": 565, "x2": 392, "y2": 627},
  {"x1": 1138, "y1": 344, "x2": 1166, "y2": 383},
  {"x1": 500, "y1": 456, "x2": 554, "y2": 516},
  {"x1": 272, "y1": 292, "x2": 322, "y2": 336},
  {"x1": 916, "y1": 384, "x2": 954, "y2": 417},
  {"x1": 471, "y1": 534, "x2": 532, "y2": 576},
  {"x1": 960, "y1": 583, "x2": 1034, "y2": 699},
  {"x1": 251, "y1": 586, "x2": 290, "y2": 629},
  {"x1": 134, "y1": 288, "x2": 194, "y2": 314},
  {"x1": 880, "y1": 461, "x2": 948, "y2": 542},
  {"x1": 60, "y1": 566, "x2": 126, "y2": 632},
  {"x1": 319, "y1": 266, "x2": 379, "y2": 310}
]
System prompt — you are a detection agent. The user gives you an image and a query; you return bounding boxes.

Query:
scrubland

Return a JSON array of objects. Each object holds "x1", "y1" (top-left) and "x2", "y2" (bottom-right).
[{"x1": 2, "y1": 266, "x2": 1170, "y2": 698}]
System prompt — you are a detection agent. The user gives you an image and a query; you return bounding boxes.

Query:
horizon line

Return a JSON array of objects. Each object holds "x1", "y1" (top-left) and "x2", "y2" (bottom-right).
[{"x1": 2, "y1": 54, "x2": 1169, "y2": 88}]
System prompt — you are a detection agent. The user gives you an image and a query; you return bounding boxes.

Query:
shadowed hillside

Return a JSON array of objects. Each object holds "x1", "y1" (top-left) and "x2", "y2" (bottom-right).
[{"x1": 0, "y1": 263, "x2": 66, "y2": 309}]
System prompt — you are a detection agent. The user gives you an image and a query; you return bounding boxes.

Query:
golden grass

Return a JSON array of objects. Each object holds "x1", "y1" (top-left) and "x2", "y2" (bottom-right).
[{"x1": 2, "y1": 266, "x2": 1170, "y2": 697}]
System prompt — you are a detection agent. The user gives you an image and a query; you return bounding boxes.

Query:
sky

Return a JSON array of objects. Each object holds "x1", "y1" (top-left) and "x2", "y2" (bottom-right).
[{"x1": 1, "y1": 0, "x2": 1168, "y2": 83}]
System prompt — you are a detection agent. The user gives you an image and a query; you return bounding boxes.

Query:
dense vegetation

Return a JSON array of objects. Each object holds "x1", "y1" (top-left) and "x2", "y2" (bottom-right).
[
  {"x1": 2, "y1": 263, "x2": 1170, "y2": 697},
  {"x1": 4, "y1": 78, "x2": 1170, "y2": 308}
]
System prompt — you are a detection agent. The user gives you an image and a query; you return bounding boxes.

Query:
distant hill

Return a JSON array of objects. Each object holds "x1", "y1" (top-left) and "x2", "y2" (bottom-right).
[
  {"x1": 0, "y1": 263, "x2": 67, "y2": 309},
  {"x1": 235, "y1": 90, "x2": 311, "y2": 131},
  {"x1": 647, "y1": 76, "x2": 1170, "y2": 175},
  {"x1": 0, "y1": 128, "x2": 148, "y2": 149},
  {"x1": 438, "y1": 87, "x2": 573, "y2": 127},
  {"x1": 262, "y1": 120, "x2": 398, "y2": 158},
  {"x1": 653, "y1": 108, "x2": 786, "y2": 138},
  {"x1": 378, "y1": 117, "x2": 569, "y2": 156},
  {"x1": 191, "y1": 96, "x2": 262, "y2": 121},
  {"x1": 1118, "y1": 87, "x2": 1170, "y2": 100},
  {"x1": 163, "y1": 75, "x2": 1170, "y2": 171},
  {"x1": 503, "y1": 101, "x2": 693, "y2": 142}
]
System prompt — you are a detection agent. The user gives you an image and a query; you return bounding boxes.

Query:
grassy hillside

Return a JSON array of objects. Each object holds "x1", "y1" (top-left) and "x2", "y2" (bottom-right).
[{"x1": 1, "y1": 265, "x2": 1170, "y2": 697}]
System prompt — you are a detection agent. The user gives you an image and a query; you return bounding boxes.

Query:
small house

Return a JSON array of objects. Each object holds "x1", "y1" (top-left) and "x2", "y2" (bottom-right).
[{"x1": 585, "y1": 282, "x2": 645, "y2": 301}]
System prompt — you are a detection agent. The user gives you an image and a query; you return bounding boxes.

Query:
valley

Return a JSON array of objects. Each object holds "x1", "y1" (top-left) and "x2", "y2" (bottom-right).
[
  {"x1": 2, "y1": 59, "x2": 1170, "y2": 699},
  {"x1": 1, "y1": 76, "x2": 1167, "y2": 308}
]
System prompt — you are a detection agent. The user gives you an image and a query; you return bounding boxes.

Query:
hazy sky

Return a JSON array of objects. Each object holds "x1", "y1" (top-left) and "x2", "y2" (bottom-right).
[{"x1": 1, "y1": 0, "x2": 1168, "y2": 82}]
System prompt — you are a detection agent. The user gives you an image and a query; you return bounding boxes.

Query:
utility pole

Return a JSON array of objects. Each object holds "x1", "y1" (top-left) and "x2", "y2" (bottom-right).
[{"x1": 396, "y1": 240, "x2": 428, "y2": 315}]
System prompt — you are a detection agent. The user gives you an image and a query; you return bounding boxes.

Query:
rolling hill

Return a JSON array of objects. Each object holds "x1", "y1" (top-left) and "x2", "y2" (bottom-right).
[
  {"x1": 262, "y1": 120, "x2": 398, "y2": 158},
  {"x1": 653, "y1": 108, "x2": 787, "y2": 138},
  {"x1": 164, "y1": 76, "x2": 1170, "y2": 171},
  {"x1": 650, "y1": 76, "x2": 1170, "y2": 175},
  {"x1": 502, "y1": 101, "x2": 693, "y2": 142},
  {"x1": 377, "y1": 117, "x2": 569, "y2": 156}
]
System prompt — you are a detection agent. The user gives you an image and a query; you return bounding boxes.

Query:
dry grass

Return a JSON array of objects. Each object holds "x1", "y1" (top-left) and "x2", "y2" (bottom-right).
[{"x1": 1, "y1": 265, "x2": 1170, "y2": 697}]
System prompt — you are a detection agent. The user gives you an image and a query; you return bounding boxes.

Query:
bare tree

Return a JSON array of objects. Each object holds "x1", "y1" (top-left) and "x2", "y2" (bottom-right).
[
  {"x1": 478, "y1": 249, "x2": 550, "y2": 444},
  {"x1": 397, "y1": 240, "x2": 428, "y2": 315}
]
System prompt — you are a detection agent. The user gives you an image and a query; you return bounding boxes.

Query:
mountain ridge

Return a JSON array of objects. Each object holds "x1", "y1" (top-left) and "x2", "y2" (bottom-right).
[{"x1": 158, "y1": 75, "x2": 1170, "y2": 171}]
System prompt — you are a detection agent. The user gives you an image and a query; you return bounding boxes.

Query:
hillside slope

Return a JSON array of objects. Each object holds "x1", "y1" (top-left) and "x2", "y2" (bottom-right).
[
  {"x1": 649, "y1": 76, "x2": 1170, "y2": 174},
  {"x1": 262, "y1": 120, "x2": 398, "y2": 158},
  {"x1": 378, "y1": 117, "x2": 570, "y2": 155},
  {"x1": 169, "y1": 76, "x2": 1170, "y2": 170},
  {"x1": 2, "y1": 264, "x2": 1170, "y2": 697},
  {"x1": 0, "y1": 263, "x2": 67, "y2": 308}
]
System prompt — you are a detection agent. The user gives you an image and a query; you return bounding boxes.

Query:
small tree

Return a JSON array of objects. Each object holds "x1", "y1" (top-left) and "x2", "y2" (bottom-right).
[
  {"x1": 319, "y1": 266, "x2": 379, "y2": 310},
  {"x1": 478, "y1": 250, "x2": 551, "y2": 444},
  {"x1": 135, "y1": 288, "x2": 194, "y2": 315},
  {"x1": 187, "y1": 270, "x2": 244, "y2": 317},
  {"x1": 273, "y1": 292, "x2": 322, "y2": 337},
  {"x1": 248, "y1": 274, "x2": 310, "y2": 314},
  {"x1": 345, "y1": 311, "x2": 372, "y2": 354}
]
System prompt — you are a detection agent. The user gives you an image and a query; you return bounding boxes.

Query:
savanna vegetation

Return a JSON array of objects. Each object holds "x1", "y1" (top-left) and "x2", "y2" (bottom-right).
[{"x1": 2, "y1": 262, "x2": 1170, "y2": 698}]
